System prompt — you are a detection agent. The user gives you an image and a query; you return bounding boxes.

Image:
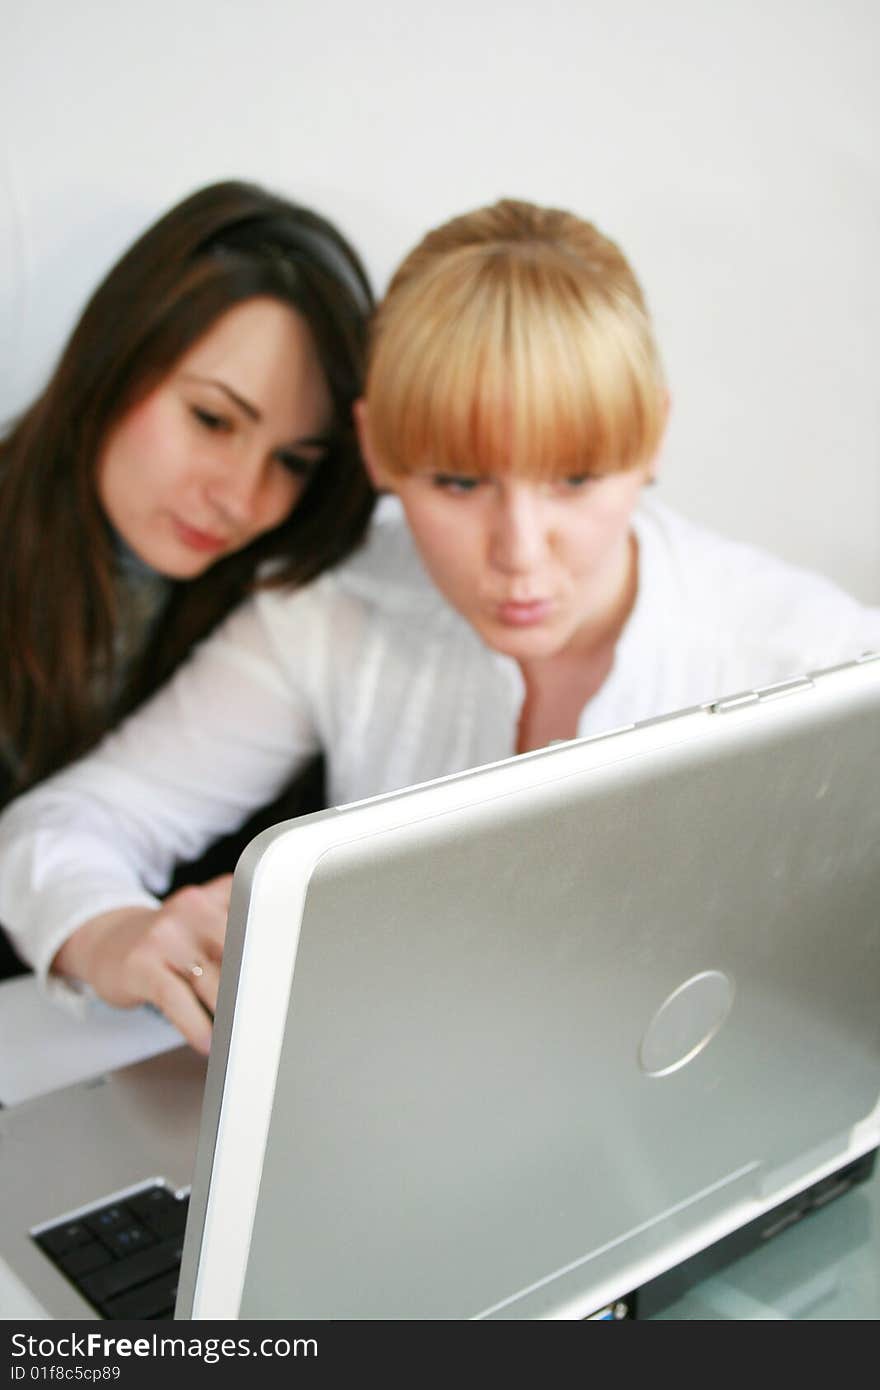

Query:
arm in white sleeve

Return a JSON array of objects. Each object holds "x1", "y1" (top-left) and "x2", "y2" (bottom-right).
[{"x1": 0, "y1": 587, "x2": 323, "y2": 981}]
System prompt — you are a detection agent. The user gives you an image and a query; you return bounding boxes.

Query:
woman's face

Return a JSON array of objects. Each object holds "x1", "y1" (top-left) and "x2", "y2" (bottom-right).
[
  {"x1": 358, "y1": 405, "x2": 648, "y2": 663},
  {"x1": 97, "y1": 298, "x2": 332, "y2": 578}
]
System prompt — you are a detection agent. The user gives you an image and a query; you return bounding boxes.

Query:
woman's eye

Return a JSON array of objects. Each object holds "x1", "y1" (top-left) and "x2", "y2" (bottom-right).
[
  {"x1": 432, "y1": 474, "x2": 481, "y2": 494},
  {"x1": 276, "y1": 452, "x2": 316, "y2": 479},
  {"x1": 191, "y1": 406, "x2": 230, "y2": 433},
  {"x1": 562, "y1": 473, "x2": 597, "y2": 490}
]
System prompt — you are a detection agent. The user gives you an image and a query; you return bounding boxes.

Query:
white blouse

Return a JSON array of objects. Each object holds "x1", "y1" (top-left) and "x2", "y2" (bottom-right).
[{"x1": 2, "y1": 495, "x2": 879, "y2": 983}]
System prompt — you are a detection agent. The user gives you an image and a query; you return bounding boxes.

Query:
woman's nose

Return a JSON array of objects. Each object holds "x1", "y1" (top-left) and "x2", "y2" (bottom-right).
[
  {"x1": 489, "y1": 488, "x2": 546, "y2": 574},
  {"x1": 203, "y1": 453, "x2": 264, "y2": 528}
]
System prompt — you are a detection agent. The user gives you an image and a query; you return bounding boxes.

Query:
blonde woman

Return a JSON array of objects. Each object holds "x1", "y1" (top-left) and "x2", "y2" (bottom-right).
[{"x1": 2, "y1": 199, "x2": 878, "y2": 1050}]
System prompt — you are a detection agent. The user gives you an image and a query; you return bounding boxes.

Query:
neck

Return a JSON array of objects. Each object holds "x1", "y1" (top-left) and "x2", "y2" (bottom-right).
[
  {"x1": 110, "y1": 528, "x2": 163, "y2": 583},
  {"x1": 513, "y1": 532, "x2": 639, "y2": 754}
]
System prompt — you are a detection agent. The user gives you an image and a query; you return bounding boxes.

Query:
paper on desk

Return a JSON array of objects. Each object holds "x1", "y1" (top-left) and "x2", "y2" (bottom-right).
[{"x1": 0, "y1": 976, "x2": 183, "y2": 1106}]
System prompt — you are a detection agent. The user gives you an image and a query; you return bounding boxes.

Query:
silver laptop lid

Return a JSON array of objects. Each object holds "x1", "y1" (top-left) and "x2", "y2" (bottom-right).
[{"x1": 177, "y1": 654, "x2": 880, "y2": 1319}]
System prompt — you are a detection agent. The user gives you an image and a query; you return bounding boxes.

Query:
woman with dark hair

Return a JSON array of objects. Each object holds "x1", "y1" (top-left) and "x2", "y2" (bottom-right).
[{"x1": 0, "y1": 180, "x2": 375, "y2": 974}]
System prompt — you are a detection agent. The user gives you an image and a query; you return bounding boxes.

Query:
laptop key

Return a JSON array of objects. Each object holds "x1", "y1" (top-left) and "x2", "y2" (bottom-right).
[
  {"x1": 57, "y1": 1241, "x2": 115, "y2": 1280},
  {"x1": 129, "y1": 1187, "x2": 189, "y2": 1239},
  {"x1": 102, "y1": 1270, "x2": 179, "y2": 1320},
  {"x1": 37, "y1": 1221, "x2": 93, "y2": 1257},
  {"x1": 85, "y1": 1205, "x2": 131, "y2": 1241},
  {"x1": 80, "y1": 1237, "x2": 184, "y2": 1306},
  {"x1": 102, "y1": 1222, "x2": 155, "y2": 1257},
  {"x1": 128, "y1": 1186, "x2": 182, "y2": 1220},
  {"x1": 145, "y1": 1205, "x2": 189, "y2": 1238}
]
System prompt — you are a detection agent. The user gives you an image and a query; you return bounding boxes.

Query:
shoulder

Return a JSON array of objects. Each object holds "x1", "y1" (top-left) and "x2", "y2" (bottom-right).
[{"x1": 635, "y1": 497, "x2": 880, "y2": 673}]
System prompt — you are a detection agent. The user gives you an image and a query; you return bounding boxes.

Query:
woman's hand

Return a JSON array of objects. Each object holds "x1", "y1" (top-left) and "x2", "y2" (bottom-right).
[{"x1": 51, "y1": 875, "x2": 233, "y2": 1055}]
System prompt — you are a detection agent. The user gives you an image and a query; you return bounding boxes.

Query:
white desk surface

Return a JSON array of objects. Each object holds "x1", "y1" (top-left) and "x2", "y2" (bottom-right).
[{"x1": 0, "y1": 975, "x2": 182, "y2": 1106}]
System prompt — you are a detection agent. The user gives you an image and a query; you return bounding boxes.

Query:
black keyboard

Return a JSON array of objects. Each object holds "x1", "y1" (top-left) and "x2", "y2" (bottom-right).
[{"x1": 34, "y1": 1184, "x2": 189, "y2": 1319}]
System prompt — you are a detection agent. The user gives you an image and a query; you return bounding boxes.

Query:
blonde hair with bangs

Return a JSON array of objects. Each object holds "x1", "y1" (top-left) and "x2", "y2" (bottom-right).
[{"x1": 366, "y1": 199, "x2": 666, "y2": 480}]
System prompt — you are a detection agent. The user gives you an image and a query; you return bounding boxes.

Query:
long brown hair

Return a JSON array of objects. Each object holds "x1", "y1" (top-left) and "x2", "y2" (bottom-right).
[{"x1": 0, "y1": 181, "x2": 376, "y2": 797}]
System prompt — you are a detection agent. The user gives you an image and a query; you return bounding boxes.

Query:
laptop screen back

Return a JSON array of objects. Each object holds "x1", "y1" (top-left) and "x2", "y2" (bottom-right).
[{"x1": 220, "y1": 661, "x2": 880, "y2": 1318}]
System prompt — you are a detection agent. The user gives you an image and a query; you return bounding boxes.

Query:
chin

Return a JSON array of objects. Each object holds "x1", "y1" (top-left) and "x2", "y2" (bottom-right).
[
  {"x1": 480, "y1": 623, "x2": 565, "y2": 662},
  {"x1": 146, "y1": 547, "x2": 215, "y2": 581}
]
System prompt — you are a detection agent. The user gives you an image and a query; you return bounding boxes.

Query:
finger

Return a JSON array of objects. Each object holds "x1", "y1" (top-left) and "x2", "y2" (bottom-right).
[
  {"x1": 177, "y1": 956, "x2": 222, "y2": 1017},
  {"x1": 160, "y1": 895, "x2": 226, "y2": 1012},
  {"x1": 150, "y1": 965, "x2": 214, "y2": 1055},
  {"x1": 130, "y1": 884, "x2": 230, "y2": 1040},
  {"x1": 160, "y1": 886, "x2": 228, "y2": 965}
]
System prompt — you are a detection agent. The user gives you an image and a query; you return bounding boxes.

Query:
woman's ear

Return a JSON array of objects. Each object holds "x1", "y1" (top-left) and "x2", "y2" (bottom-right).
[{"x1": 353, "y1": 399, "x2": 394, "y2": 493}]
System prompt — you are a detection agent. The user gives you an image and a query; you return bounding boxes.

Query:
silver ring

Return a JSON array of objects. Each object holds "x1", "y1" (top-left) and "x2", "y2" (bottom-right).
[{"x1": 189, "y1": 962, "x2": 205, "y2": 979}]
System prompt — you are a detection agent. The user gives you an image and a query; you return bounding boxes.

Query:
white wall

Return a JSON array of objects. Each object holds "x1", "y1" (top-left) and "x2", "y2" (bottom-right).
[{"x1": 2, "y1": 0, "x2": 878, "y2": 599}]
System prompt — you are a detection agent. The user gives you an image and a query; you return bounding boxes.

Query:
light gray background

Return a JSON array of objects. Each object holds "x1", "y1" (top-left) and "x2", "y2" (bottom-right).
[{"x1": 2, "y1": 0, "x2": 877, "y2": 598}]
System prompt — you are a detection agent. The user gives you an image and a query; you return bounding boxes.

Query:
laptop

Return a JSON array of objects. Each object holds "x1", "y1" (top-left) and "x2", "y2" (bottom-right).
[{"x1": 1, "y1": 652, "x2": 879, "y2": 1320}]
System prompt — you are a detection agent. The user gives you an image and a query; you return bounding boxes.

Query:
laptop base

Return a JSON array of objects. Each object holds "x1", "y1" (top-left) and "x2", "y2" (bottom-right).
[{"x1": 31, "y1": 1149, "x2": 876, "y2": 1321}]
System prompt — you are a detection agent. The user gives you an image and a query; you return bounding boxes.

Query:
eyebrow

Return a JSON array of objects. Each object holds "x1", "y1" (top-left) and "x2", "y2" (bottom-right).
[
  {"x1": 184, "y1": 374, "x2": 261, "y2": 421},
  {"x1": 183, "y1": 374, "x2": 331, "y2": 450}
]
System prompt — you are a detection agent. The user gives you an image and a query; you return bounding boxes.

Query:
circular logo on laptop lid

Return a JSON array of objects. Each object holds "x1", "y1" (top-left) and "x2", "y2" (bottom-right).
[{"x1": 639, "y1": 970, "x2": 735, "y2": 1077}]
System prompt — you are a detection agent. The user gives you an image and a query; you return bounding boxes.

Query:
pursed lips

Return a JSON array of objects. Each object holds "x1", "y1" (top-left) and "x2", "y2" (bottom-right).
[{"x1": 492, "y1": 597, "x2": 555, "y2": 626}]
